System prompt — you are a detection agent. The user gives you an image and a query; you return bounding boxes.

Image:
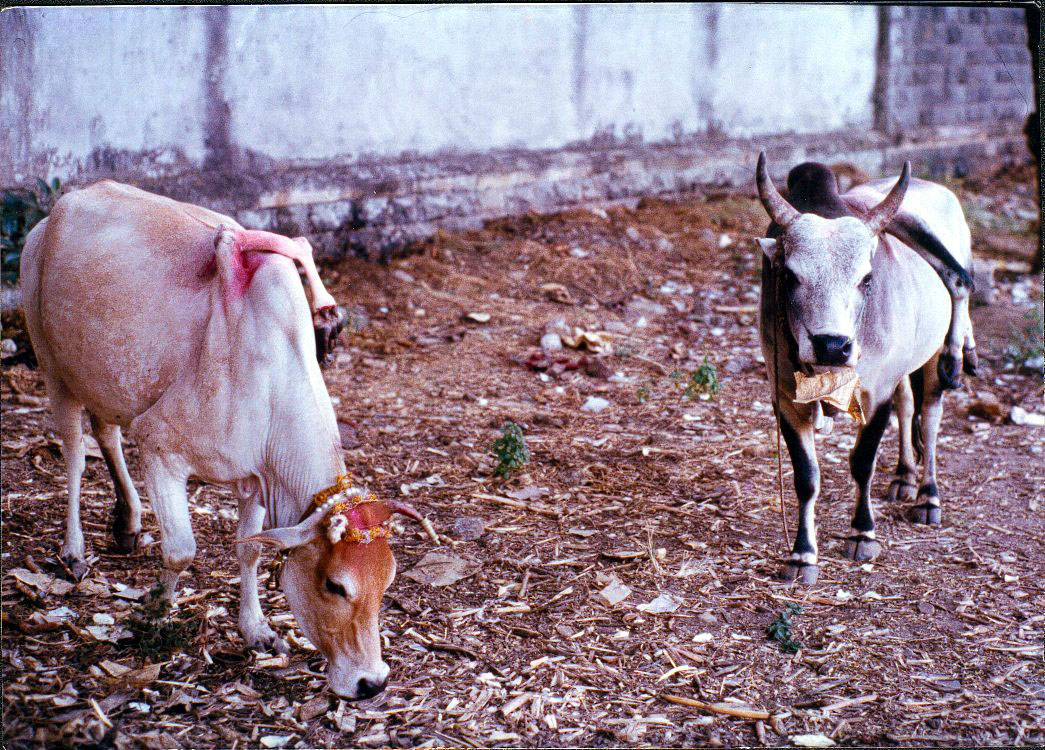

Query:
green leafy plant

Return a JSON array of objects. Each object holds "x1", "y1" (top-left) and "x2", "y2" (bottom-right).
[
  {"x1": 767, "y1": 603, "x2": 804, "y2": 653},
  {"x1": 2, "y1": 177, "x2": 64, "y2": 284},
  {"x1": 683, "y1": 355, "x2": 721, "y2": 400},
  {"x1": 636, "y1": 382, "x2": 654, "y2": 404},
  {"x1": 126, "y1": 584, "x2": 201, "y2": 659},
  {"x1": 490, "y1": 421, "x2": 530, "y2": 479}
]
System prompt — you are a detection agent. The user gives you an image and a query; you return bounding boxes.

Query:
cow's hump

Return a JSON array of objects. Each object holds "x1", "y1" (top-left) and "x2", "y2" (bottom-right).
[{"x1": 785, "y1": 163, "x2": 854, "y2": 220}]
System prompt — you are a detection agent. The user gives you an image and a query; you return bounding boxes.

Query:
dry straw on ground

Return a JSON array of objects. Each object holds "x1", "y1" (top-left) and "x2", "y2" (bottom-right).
[{"x1": 2, "y1": 161, "x2": 1042, "y2": 748}]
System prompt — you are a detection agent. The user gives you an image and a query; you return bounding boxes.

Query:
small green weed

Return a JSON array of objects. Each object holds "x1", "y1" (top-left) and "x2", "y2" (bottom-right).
[
  {"x1": 126, "y1": 585, "x2": 201, "y2": 659},
  {"x1": 2, "y1": 177, "x2": 64, "y2": 284},
  {"x1": 490, "y1": 421, "x2": 530, "y2": 479},
  {"x1": 767, "y1": 603, "x2": 804, "y2": 653},
  {"x1": 1005, "y1": 307, "x2": 1044, "y2": 366},
  {"x1": 636, "y1": 381, "x2": 654, "y2": 403},
  {"x1": 683, "y1": 355, "x2": 721, "y2": 400}
]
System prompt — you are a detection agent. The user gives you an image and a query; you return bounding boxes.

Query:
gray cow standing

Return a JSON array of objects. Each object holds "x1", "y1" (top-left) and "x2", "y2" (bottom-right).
[{"x1": 755, "y1": 153, "x2": 975, "y2": 584}]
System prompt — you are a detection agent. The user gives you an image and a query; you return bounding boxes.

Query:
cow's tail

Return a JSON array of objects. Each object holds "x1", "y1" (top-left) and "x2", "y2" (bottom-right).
[
  {"x1": 910, "y1": 366, "x2": 926, "y2": 464},
  {"x1": 886, "y1": 211, "x2": 974, "y2": 292}
]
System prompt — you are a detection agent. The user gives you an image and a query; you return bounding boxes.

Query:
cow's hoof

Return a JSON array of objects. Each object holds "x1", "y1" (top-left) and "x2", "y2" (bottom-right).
[
  {"x1": 907, "y1": 502, "x2": 941, "y2": 525},
  {"x1": 781, "y1": 562, "x2": 819, "y2": 585},
  {"x1": 963, "y1": 346, "x2": 978, "y2": 377},
  {"x1": 937, "y1": 353, "x2": 962, "y2": 391},
  {"x1": 112, "y1": 529, "x2": 140, "y2": 554},
  {"x1": 244, "y1": 624, "x2": 290, "y2": 655},
  {"x1": 843, "y1": 536, "x2": 882, "y2": 561},
  {"x1": 61, "y1": 556, "x2": 90, "y2": 582},
  {"x1": 886, "y1": 479, "x2": 918, "y2": 503}
]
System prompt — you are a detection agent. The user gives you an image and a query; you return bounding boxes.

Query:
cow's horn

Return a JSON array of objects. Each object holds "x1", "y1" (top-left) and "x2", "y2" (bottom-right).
[
  {"x1": 864, "y1": 161, "x2": 911, "y2": 235},
  {"x1": 755, "y1": 151, "x2": 800, "y2": 229}
]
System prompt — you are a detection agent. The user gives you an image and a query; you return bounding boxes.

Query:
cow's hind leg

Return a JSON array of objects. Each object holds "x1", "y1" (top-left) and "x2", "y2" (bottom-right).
[
  {"x1": 887, "y1": 377, "x2": 919, "y2": 503},
  {"x1": 909, "y1": 360, "x2": 945, "y2": 525},
  {"x1": 844, "y1": 401, "x2": 892, "y2": 561},
  {"x1": 88, "y1": 415, "x2": 142, "y2": 553},
  {"x1": 50, "y1": 386, "x2": 89, "y2": 580},
  {"x1": 778, "y1": 408, "x2": 822, "y2": 584}
]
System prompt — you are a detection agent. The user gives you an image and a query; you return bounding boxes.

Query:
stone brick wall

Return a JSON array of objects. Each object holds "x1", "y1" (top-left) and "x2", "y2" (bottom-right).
[
  {"x1": 882, "y1": 6, "x2": 1034, "y2": 133},
  {"x1": 2, "y1": 7, "x2": 1036, "y2": 264}
]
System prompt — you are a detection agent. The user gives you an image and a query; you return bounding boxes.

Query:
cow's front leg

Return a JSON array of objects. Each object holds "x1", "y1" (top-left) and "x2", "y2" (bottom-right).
[
  {"x1": 778, "y1": 406, "x2": 821, "y2": 584},
  {"x1": 844, "y1": 400, "x2": 893, "y2": 561},
  {"x1": 909, "y1": 361, "x2": 945, "y2": 525},
  {"x1": 236, "y1": 496, "x2": 288, "y2": 653},
  {"x1": 887, "y1": 377, "x2": 919, "y2": 503},
  {"x1": 142, "y1": 456, "x2": 195, "y2": 604}
]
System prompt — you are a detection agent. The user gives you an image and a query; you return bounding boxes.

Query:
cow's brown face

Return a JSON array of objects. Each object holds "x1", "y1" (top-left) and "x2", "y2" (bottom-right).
[
  {"x1": 241, "y1": 498, "x2": 422, "y2": 700},
  {"x1": 281, "y1": 537, "x2": 395, "y2": 699}
]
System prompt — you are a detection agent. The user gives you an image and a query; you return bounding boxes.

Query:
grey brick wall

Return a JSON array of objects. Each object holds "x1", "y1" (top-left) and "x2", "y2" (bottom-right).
[{"x1": 883, "y1": 6, "x2": 1033, "y2": 132}]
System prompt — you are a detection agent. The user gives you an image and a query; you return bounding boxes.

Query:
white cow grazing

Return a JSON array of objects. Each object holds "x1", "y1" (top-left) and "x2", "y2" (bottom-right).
[{"x1": 20, "y1": 180, "x2": 420, "y2": 699}]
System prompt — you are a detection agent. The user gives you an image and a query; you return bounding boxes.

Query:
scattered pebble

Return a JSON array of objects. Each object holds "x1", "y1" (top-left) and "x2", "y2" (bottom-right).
[
  {"x1": 452, "y1": 516, "x2": 486, "y2": 541},
  {"x1": 581, "y1": 396, "x2": 611, "y2": 412},
  {"x1": 1010, "y1": 406, "x2": 1045, "y2": 426},
  {"x1": 540, "y1": 332, "x2": 563, "y2": 353}
]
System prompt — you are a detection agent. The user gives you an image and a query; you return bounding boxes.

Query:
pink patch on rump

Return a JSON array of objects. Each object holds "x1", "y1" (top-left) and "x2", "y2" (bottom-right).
[{"x1": 199, "y1": 229, "x2": 306, "y2": 297}]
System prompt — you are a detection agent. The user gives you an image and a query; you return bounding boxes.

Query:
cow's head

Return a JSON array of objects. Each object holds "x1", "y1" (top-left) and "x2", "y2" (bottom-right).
[
  {"x1": 242, "y1": 487, "x2": 424, "y2": 700},
  {"x1": 754, "y1": 152, "x2": 910, "y2": 368}
]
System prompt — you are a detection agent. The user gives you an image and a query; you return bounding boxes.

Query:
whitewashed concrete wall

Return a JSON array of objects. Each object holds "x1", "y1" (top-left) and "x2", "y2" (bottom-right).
[{"x1": 1, "y1": 4, "x2": 878, "y2": 180}]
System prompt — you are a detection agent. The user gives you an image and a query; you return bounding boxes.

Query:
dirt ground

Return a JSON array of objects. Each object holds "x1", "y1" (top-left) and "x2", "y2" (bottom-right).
[{"x1": 2, "y1": 160, "x2": 1042, "y2": 749}]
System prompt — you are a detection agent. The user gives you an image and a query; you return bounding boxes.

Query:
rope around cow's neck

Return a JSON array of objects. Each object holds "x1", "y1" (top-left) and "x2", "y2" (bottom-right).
[{"x1": 772, "y1": 254, "x2": 791, "y2": 553}]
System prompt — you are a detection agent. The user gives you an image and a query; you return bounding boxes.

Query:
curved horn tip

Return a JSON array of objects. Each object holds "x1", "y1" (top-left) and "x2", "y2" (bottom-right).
[{"x1": 388, "y1": 500, "x2": 425, "y2": 523}]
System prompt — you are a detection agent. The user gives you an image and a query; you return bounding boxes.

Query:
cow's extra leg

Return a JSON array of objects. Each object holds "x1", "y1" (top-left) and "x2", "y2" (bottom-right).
[
  {"x1": 51, "y1": 387, "x2": 89, "y2": 580},
  {"x1": 142, "y1": 456, "x2": 196, "y2": 604},
  {"x1": 938, "y1": 294, "x2": 972, "y2": 388},
  {"x1": 887, "y1": 377, "x2": 919, "y2": 503},
  {"x1": 778, "y1": 408, "x2": 821, "y2": 584},
  {"x1": 909, "y1": 361, "x2": 945, "y2": 525},
  {"x1": 844, "y1": 401, "x2": 893, "y2": 561},
  {"x1": 960, "y1": 300, "x2": 978, "y2": 376},
  {"x1": 236, "y1": 495, "x2": 289, "y2": 653},
  {"x1": 88, "y1": 415, "x2": 142, "y2": 553}
]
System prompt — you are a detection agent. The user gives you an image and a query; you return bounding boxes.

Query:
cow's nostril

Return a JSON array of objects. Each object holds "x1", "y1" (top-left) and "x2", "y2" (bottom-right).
[
  {"x1": 356, "y1": 677, "x2": 387, "y2": 700},
  {"x1": 811, "y1": 334, "x2": 853, "y2": 365}
]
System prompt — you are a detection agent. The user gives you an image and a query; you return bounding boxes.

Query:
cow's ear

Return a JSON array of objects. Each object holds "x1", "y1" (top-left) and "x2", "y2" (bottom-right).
[
  {"x1": 755, "y1": 237, "x2": 779, "y2": 261},
  {"x1": 237, "y1": 514, "x2": 324, "y2": 551}
]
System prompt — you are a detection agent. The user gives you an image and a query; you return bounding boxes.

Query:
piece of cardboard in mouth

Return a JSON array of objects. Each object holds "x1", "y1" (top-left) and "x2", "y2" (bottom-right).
[{"x1": 793, "y1": 369, "x2": 866, "y2": 425}]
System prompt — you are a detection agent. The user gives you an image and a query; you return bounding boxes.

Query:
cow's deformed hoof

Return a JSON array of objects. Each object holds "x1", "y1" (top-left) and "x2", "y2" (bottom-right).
[
  {"x1": 962, "y1": 346, "x2": 978, "y2": 377},
  {"x1": 843, "y1": 536, "x2": 882, "y2": 561},
  {"x1": 61, "y1": 556, "x2": 90, "y2": 582},
  {"x1": 937, "y1": 352, "x2": 963, "y2": 391},
  {"x1": 314, "y1": 305, "x2": 346, "y2": 367},
  {"x1": 112, "y1": 528, "x2": 140, "y2": 554},
  {"x1": 781, "y1": 561, "x2": 819, "y2": 585},
  {"x1": 907, "y1": 502, "x2": 941, "y2": 525},
  {"x1": 886, "y1": 479, "x2": 918, "y2": 503}
]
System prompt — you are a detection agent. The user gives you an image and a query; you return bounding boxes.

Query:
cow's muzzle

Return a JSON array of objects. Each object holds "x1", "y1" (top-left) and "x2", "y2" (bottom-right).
[{"x1": 811, "y1": 334, "x2": 853, "y2": 366}]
